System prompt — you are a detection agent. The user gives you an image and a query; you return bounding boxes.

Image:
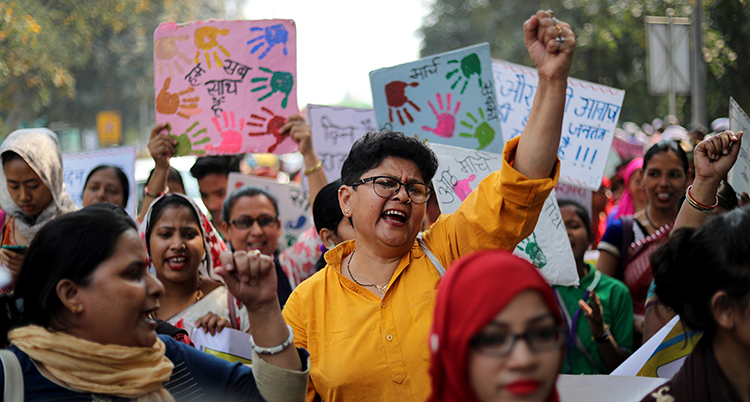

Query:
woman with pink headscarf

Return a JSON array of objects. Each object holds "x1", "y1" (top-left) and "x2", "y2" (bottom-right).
[{"x1": 607, "y1": 157, "x2": 646, "y2": 226}]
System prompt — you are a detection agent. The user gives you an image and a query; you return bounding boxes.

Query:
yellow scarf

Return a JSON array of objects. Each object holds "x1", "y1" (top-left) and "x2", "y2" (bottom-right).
[{"x1": 9, "y1": 325, "x2": 175, "y2": 401}]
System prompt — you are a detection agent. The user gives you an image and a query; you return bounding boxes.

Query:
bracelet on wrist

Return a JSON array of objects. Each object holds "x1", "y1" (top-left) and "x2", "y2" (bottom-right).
[
  {"x1": 249, "y1": 324, "x2": 295, "y2": 355},
  {"x1": 144, "y1": 186, "x2": 169, "y2": 198},
  {"x1": 304, "y1": 161, "x2": 323, "y2": 176},
  {"x1": 594, "y1": 325, "x2": 612, "y2": 343},
  {"x1": 685, "y1": 185, "x2": 717, "y2": 213}
]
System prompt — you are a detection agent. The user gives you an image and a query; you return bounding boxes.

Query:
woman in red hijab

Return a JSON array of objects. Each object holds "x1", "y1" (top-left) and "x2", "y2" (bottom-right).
[{"x1": 428, "y1": 250, "x2": 563, "y2": 402}]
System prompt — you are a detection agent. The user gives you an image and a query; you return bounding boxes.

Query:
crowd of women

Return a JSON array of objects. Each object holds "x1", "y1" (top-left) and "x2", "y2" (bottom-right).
[{"x1": 0, "y1": 8, "x2": 749, "y2": 402}]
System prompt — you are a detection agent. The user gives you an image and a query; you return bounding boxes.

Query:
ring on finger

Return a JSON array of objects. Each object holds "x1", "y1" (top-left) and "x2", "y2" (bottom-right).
[
  {"x1": 251, "y1": 249, "x2": 261, "y2": 257},
  {"x1": 546, "y1": 9, "x2": 554, "y2": 18}
]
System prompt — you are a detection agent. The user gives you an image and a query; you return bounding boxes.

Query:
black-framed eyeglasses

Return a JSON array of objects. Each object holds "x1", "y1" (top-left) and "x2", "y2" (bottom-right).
[
  {"x1": 350, "y1": 176, "x2": 432, "y2": 204},
  {"x1": 470, "y1": 325, "x2": 564, "y2": 357},
  {"x1": 228, "y1": 215, "x2": 278, "y2": 229}
]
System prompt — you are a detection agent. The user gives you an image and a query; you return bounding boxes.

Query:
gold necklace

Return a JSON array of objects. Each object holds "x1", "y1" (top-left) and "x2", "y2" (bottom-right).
[
  {"x1": 150, "y1": 277, "x2": 203, "y2": 319},
  {"x1": 644, "y1": 206, "x2": 660, "y2": 231},
  {"x1": 346, "y1": 249, "x2": 389, "y2": 294}
]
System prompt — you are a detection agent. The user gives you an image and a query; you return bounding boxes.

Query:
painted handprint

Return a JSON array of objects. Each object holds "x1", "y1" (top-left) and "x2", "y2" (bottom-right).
[
  {"x1": 452, "y1": 174, "x2": 476, "y2": 201},
  {"x1": 459, "y1": 108, "x2": 496, "y2": 150},
  {"x1": 251, "y1": 67, "x2": 294, "y2": 108},
  {"x1": 247, "y1": 24, "x2": 289, "y2": 59},
  {"x1": 169, "y1": 121, "x2": 209, "y2": 156},
  {"x1": 516, "y1": 233, "x2": 547, "y2": 268},
  {"x1": 194, "y1": 26, "x2": 231, "y2": 69},
  {"x1": 446, "y1": 53, "x2": 482, "y2": 94},
  {"x1": 422, "y1": 93, "x2": 460, "y2": 138},
  {"x1": 385, "y1": 81, "x2": 421, "y2": 126},
  {"x1": 247, "y1": 107, "x2": 289, "y2": 153},
  {"x1": 156, "y1": 77, "x2": 202, "y2": 118},
  {"x1": 155, "y1": 35, "x2": 192, "y2": 76},
  {"x1": 205, "y1": 111, "x2": 244, "y2": 154}
]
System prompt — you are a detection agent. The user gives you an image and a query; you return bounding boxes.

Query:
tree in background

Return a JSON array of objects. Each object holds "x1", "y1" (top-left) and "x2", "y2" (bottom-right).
[
  {"x1": 419, "y1": 0, "x2": 749, "y2": 126},
  {"x1": 0, "y1": 0, "x2": 225, "y2": 141}
]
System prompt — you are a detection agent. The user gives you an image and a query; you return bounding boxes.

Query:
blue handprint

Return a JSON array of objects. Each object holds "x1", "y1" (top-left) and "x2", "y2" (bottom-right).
[
  {"x1": 247, "y1": 24, "x2": 289, "y2": 60},
  {"x1": 251, "y1": 67, "x2": 294, "y2": 108}
]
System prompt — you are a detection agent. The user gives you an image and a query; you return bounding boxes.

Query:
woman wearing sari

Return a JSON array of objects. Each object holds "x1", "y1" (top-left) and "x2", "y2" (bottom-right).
[
  {"x1": 597, "y1": 140, "x2": 689, "y2": 342},
  {"x1": 0, "y1": 128, "x2": 77, "y2": 291},
  {"x1": 0, "y1": 205, "x2": 308, "y2": 401},
  {"x1": 140, "y1": 193, "x2": 250, "y2": 335},
  {"x1": 282, "y1": 11, "x2": 575, "y2": 401}
]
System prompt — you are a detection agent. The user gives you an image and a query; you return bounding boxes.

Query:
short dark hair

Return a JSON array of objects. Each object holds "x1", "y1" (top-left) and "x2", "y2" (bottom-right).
[
  {"x1": 1, "y1": 150, "x2": 22, "y2": 165},
  {"x1": 190, "y1": 155, "x2": 241, "y2": 180},
  {"x1": 557, "y1": 199, "x2": 592, "y2": 240},
  {"x1": 222, "y1": 186, "x2": 279, "y2": 223},
  {"x1": 652, "y1": 205, "x2": 750, "y2": 339},
  {"x1": 644, "y1": 140, "x2": 689, "y2": 175},
  {"x1": 0, "y1": 205, "x2": 136, "y2": 343},
  {"x1": 313, "y1": 179, "x2": 344, "y2": 235},
  {"x1": 146, "y1": 166, "x2": 185, "y2": 193},
  {"x1": 84, "y1": 165, "x2": 130, "y2": 208},
  {"x1": 340, "y1": 131, "x2": 439, "y2": 186},
  {"x1": 145, "y1": 195, "x2": 201, "y2": 255}
]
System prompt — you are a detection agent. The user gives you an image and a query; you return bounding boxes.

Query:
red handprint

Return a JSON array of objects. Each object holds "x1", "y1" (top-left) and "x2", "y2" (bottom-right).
[
  {"x1": 247, "y1": 107, "x2": 289, "y2": 153},
  {"x1": 385, "y1": 81, "x2": 421, "y2": 125},
  {"x1": 206, "y1": 111, "x2": 244, "y2": 153}
]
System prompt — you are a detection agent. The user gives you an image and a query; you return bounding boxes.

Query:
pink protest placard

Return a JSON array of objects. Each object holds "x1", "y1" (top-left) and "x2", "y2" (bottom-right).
[{"x1": 154, "y1": 19, "x2": 298, "y2": 156}]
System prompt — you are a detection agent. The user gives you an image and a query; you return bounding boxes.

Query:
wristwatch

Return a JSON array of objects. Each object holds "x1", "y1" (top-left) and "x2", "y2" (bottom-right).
[{"x1": 594, "y1": 326, "x2": 612, "y2": 343}]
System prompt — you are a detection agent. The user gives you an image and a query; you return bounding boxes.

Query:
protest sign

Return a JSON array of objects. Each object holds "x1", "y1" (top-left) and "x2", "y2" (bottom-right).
[
  {"x1": 557, "y1": 375, "x2": 667, "y2": 402},
  {"x1": 612, "y1": 136, "x2": 645, "y2": 160},
  {"x1": 63, "y1": 146, "x2": 137, "y2": 216},
  {"x1": 306, "y1": 104, "x2": 375, "y2": 182},
  {"x1": 370, "y1": 43, "x2": 504, "y2": 154},
  {"x1": 555, "y1": 182, "x2": 592, "y2": 220},
  {"x1": 154, "y1": 19, "x2": 298, "y2": 156},
  {"x1": 429, "y1": 143, "x2": 578, "y2": 286},
  {"x1": 492, "y1": 59, "x2": 625, "y2": 190},
  {"x1": 227, "y1": 173, "x2": 312, "y2": 249},
  {"x1": 192, "y1": 327, "x2": 254, "y2": 365},
  {"x1": 728, "y1": 97, "x2": 750, "y2": 195}
]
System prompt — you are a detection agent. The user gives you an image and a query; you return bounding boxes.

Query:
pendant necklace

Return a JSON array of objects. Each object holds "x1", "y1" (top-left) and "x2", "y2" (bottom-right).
[
  {"x1": 150, "y1": 276, "x2": 203, "y2": 319},
  {"x1": 347, "y1": 249, "x2": 389, "y2": 294},
  {"x1": 644, "y1": 206, "x2": 660, "y2": 232}
]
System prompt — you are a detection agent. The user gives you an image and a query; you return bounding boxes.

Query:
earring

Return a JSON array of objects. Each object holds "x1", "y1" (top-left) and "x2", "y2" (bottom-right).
[
  {"x1": 344, "y1": 207, "x2": 351, "y2": 215},
  {"x1": 72, "y1": 305, "x2": 82, "y2": 314}
]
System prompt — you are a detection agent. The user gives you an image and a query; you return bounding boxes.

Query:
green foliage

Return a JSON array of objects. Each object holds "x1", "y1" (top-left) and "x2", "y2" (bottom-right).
[
  {"x1": 0, "y1": 0, "x2": 226, "y2": 138},
  {"x1": 419, "y1": 0, "x2": 750, "y2": 126}
]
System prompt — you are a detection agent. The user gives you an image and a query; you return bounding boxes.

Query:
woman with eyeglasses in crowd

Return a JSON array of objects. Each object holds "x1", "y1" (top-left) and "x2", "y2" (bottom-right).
[
  {"x1": 282, "y1": 10, "x2": 576, "y2": 401},
  {"x1": 429, "y1": 250, "x2": 564, "y2": 402}
]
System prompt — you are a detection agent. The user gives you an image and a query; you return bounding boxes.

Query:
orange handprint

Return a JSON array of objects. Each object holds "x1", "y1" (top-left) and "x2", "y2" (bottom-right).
[
  {"x1": 155, "y1": 35, "x2": 192, "y2": 76},
  {"x1": 156, "y1": 77, "x2": 202, "y2": 118},
  {"x1": 194, "y1": 26, "x2": 231, "y2": 69}
]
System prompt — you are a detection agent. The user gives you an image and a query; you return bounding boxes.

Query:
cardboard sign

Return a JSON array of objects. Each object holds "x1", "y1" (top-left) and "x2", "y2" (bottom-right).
[
  {"x1": 227, "y1": 173, "x2": 312, "y2": 249},
  {"x1": 192, "y1": 327, "x2": 254, "y2": 365},
  {"x1": 492, "y1": 59, "x2": 625, "y2": 190},
  {"x1": 429, "y1": 143, "x2": 578, "y2": 286},
  {"x1": 62, "y1": 146, "x2": 137, "y2": 216},
  {"x1": 728, "y1": 97, "x2": 750, "y2": 195},
  {"x1": 154, "y1": 19, "x2": 298, "y2": 156},
  {"x1": 370, "y1": 43, "x2": 504, "y2": 154},
  {"x1": 306, "y1": 104, "x2": 376, "y2": 182}
]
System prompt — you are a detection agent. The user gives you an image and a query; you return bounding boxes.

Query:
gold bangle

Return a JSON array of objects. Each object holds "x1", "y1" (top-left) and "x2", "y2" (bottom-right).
[
  {"x1": 304, "y1": 161, "x2": 323, "y2": 176},
  {"x1": 145, "y1": 186, "x2": 169, "y2": 198}
]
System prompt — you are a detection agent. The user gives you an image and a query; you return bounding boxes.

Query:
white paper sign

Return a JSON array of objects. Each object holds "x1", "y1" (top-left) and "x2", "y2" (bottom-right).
[
  {"x1": 728, "y1": 97, "x2": 750, "y2": 195},
  {"x1": 557, "y1": 375, "x2": 668, "y2": 402},
  {"x1": 62, "y1": 146, "x2": 137, "y2": 216},
  {"x1": 610, "y1": 315, "x2": 679, "y2": 376},
  {"x1": 555, "y1": 183, "x2": 593, "y2": 221},
  {"x1": 306, "y1": 104, "x2": 376, "y2": 182},
  {"x1": 429, "y1": 143, "x2": 578, "y2": 286},
  {"x1": 191, "y1": 327, "x2": 254, "y2": 365},
  {"x1": 227, "y1": 173, "x2": 312, "y2": 249},
  {"x1": 492, "y1": 59, "x2": 625, "y2": 190}
]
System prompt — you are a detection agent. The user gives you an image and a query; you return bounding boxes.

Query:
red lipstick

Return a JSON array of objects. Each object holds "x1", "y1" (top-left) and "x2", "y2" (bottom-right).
[{"x1": 506, "y1": 379, "x2": 541, "y2": 396}]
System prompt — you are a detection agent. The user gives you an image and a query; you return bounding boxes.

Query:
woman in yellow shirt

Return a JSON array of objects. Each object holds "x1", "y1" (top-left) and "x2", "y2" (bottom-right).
[{"x1": 283, "y1": 10, "x2": 576, "y2": 402}]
